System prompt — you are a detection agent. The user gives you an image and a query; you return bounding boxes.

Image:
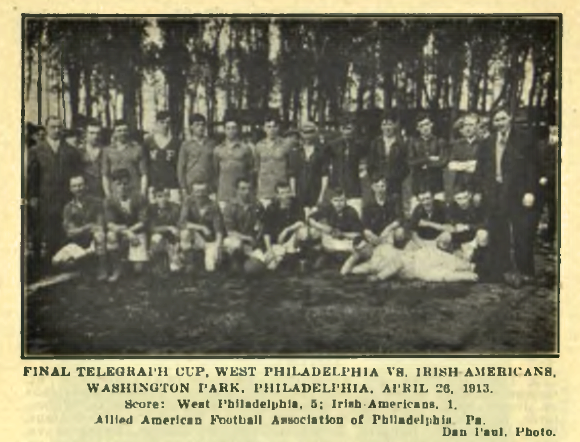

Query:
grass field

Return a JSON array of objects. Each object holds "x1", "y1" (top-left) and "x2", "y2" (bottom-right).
[{"x1": 25, "y1": 242, "x2": 557, "y2": 356}]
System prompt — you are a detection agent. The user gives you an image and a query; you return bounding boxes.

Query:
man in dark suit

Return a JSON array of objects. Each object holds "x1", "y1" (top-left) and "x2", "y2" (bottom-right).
[
  {"x1": 474, "y1": 108, "x2": 539, "y2": 282},
  {"x1": 367, "y1": 112, "x2": 409, "y2": 212},
  {"x1": 27, "y1": 116, "x2": 83, "y2": 260}
]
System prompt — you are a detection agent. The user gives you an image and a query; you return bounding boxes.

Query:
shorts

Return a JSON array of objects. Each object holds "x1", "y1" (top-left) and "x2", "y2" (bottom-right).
[
  {"x1": 191, "y1": 233, "x2": 220, "y2": 272},
  {"x1": 346, "y1": 198, "x2": 362, "y2": 217},
  {"x1": 127, "y1": 233, "x2": 149, "y2": 262},
  {"x1": 321, "y1": 234, "x2": 353, "y2": 253}
]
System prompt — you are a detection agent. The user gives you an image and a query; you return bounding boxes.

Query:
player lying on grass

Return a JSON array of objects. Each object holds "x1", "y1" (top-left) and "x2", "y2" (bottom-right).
[{"x1": 340, "y1": 237, "x2": 478, "y2": 282}]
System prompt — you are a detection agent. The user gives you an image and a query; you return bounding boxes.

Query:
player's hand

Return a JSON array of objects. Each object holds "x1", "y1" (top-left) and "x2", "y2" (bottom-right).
[
  {"x1": 169, "y1": 227, "x2": 180, "y2": 237},
  {"x1": 429, "y1": 156, "x2": 440, "y2": 162},
  {"x1": 473, "y1": 193, "x2": 482, "y2": 206},
  {"x1": 443, "y1": 224, "x2": 455, "y2": 233},
  {"x1": 455, "y1": 224, "x2": 469, "y2": 232},
  {"x1": 199, "y1": 226, "x2": 212, "y2": 238},
  {"x1": 522, "y1": 193, "x2": 535, "y2": 208}
]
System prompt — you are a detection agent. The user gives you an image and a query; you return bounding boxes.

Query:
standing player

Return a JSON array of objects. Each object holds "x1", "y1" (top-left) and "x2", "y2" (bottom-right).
[
  {"x1": 102, "y1": 169, "x2": 149, "y2": 282},
  {"x1": 79, "y1": 119, "x2": 105, "y2": 198},
  {"x1": 177, "y1": 113, "x2": 216, "y2": 198},
  {"x1": 254, "y1": 113, "x2": 293, "y2": 208},
  {"x1": 214, "y1": 114, "x2": 255, "y2": 208},
  {"x1": 144, "y1": 111, "x2": 182, "y2": 204},
  {"x1": 446, "y1": 114, "x2": 482, "y2": 202},
  {"x1": 367, "y1": 112, "x2": 409, "y2": 212},
  {"x1": 327, "y1": 115, "x2": 365, "y2": 216},
  {"x1": 289, "y1": 122, "x2": 329, "y2": 216},
  {"x1": 179, "y1": 180, "x2": 225, "y2": 273},
  {"x1": 102, "y1": 119, "x2": 148, "y2": 198},
  {"x1": 408, "y1": 113, "x2": 449, "y2": 206}
]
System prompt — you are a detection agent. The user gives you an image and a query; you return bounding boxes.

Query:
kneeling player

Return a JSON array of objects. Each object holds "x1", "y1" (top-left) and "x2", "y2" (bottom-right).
[
  {"x1": 440, "y1": 183, "x2": 489, "y2": 261},
  {"x1": 340, "y1": 237, "x2": 477, "y2": 282},
  {"x1": 409, "y1": 184, "x2": 453, "y2": 250},
  {"x1": 179, "y1": 181, "x2": 225, "y2": 272},
  {"x1": 148, "y1": 186, "x2": 181, "y2": 275},
  {"x1": 222, "y1": 178, "x2": 265, "y2": 271},
  {"x1": 257, "y1": 181, "x2": 306, "y2": 270},
  {"x1": 52, "y1": 174, "x2": 104, "y2": 275},
  {"x1": 307, "y1": 187, "x2": 363, "y2": 254},
  {"x1": 102, "y1": 169, "x2": 149, "y2": 282}
]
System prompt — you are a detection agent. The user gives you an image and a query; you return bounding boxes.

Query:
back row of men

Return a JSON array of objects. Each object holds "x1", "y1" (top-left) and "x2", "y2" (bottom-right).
[{"x1": 26, "y1": 109, "x2": 557, "y2": 283}]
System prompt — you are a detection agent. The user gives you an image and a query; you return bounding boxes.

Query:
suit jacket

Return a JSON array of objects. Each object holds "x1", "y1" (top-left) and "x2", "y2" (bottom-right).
[
  {"x1": 27, "y1": 140, "x2": 82, "y2": 214},
  {"x1": 367, "y1": 135, "x2": 409, "y2": 192},
  {"x1": 475, "y1": 128, "x2": 538, "y2": 207}
]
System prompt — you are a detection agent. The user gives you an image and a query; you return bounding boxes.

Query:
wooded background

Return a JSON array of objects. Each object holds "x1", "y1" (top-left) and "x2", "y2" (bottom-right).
[{"x1": 23, "y1": 17, "x2": 558, "y2": 138}]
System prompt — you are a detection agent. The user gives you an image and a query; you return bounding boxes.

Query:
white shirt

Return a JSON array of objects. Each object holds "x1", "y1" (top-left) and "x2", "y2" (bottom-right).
[
  {"x1": 47, "y1": 137, "x2": 60, "y2": 154},
  {"x1": 383, "y1": 136, "x2": 396, "y2": 157},
  {"x1": 495, "y1": 129, "x2": 510, "y2": 183}
]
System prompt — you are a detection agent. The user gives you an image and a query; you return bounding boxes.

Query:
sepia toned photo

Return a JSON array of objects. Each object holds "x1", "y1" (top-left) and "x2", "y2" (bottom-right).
[{"x1": 22, "y1": 15, "x2": 559, "y2": 356}]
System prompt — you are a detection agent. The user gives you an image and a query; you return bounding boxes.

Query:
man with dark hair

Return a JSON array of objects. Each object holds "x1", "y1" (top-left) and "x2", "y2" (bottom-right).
[
  {"x1": 102, "y1": 168, "x2": 149, "y2": 282},
  {"x1": 308, "y1": 187, "x2": 363, "y2": 254},
  {"x1": 177, "y1": 113, "x2": 216, "y2": 198},
  {"x1": 289, "y1": 121, "x2": 329, "y2": 216},
  {"x1": 214, "y1": 113, "x2": 255, "y2": 208},
  {"x1": 144, "y1": 111, "x2": 181, "y2": 204},
  {"x1": 367, "y1": 112, "x2": 409, "y2": 212},
  {"x1": 79, "y1": 119, "x2": 104, "y2": 197},
  {"x1": 27, "y1": 115, "x2": 83, "y2": 258},
  {"x1": 102, "y1": 119, "x2": 148, "y2": 198},
  {"x1": 222, "y1": 177, "x2": 265, "y2": 265},
  {"x1": 409, "y1": 183, "x2": 453, "y2": 249},
  {"x1": 474, "y1": 108, "x2": 539, "y2": 282},
  {"x1": 443, "y1": 180, "x2": 488, "y2": 259},
  {"x1": 361, "y1": 175, "x2": 405, "y2": 248},
  {"x1": 446, "y1": 113, "x2": 483, "y2": 202},
  {"x1": 52, "y1": 174, "x2": 104, "y2": 274},
  {"x1": 408, "y1": 113, "x2": 449, "y2": 206},
  {"x1": 255, "y1": 112, "x2": 293, "y2": 208},
  {"x1": 327, "y1": 115, "x2": 365, "y2": 216},
  {"x1": 258, "y1": 180, "x2": 306, "y2": 270},
  {"x1": 179, "y1": 180, "x2": 225, "y2": 272},
  {"x1": 148, "y1": 185, "x2": 182, "y2": 275}
]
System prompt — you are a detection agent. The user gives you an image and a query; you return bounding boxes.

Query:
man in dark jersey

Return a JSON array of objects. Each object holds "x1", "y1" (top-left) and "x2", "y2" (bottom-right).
[{"x1": 144, "y1": 111, "x2": 181, "y2": 204}]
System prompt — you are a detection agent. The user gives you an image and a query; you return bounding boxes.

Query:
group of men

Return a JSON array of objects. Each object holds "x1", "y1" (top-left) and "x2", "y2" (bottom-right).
[{"x1": 25, "y1": 107, "x2": 557, "y2": 285}]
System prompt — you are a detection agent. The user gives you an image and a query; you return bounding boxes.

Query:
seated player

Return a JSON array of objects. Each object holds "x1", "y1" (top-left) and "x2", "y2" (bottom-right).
[
  {"x1": 340, "y1": 237, "x2": 478, "y2": 282},
  {"x1": 179, "y1": 180, "x2": 225, "y2": 272},
  {"x1": 52, "y1": 174, "x2": 104, "y2": 274},
  {"x1": 307, "y1": 187, "x2": 363, "y2": 254},
  {"x1": 361, "y1": 175, "x2": 406, "y2": 247},
  {"x1": 148, "y1": 186, "x2": 182, "y2": 275},
  {"x1": 257, "y1": 181, "x2": 307, "y2": 270},
  {"x1": 222, "y1": 177, "x2": 265, "y2": 270},
  {"x1": 102, "y1": 169, "x2": 149, "y2": 282},
  {"x1": 409, "y1": 184, "x2": 453, "y2": 250},
  {"x1": 440, "y1": 182, "x2": 489, "y2": 261}
]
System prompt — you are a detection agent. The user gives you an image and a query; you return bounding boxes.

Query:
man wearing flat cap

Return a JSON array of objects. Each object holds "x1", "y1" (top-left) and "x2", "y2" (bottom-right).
[{"x1": 288, "y1": 121, "x2": 329, "y2": 216}]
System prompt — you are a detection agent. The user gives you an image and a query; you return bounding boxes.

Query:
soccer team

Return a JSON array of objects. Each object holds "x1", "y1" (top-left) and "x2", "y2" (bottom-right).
[{"x1": 25, "y1": 108, "x2": 557, "y2": 285}]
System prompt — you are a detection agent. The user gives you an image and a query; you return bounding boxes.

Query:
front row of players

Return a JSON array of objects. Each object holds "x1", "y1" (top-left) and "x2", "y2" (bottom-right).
[{"x1": 53, "y1": 168, "x2": 491, "y2": 283}]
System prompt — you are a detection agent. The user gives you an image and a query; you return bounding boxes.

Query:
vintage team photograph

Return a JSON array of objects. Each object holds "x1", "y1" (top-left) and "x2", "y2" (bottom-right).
[{"x1": 22, "y1": 15, "x2": 559, "y2": 356}]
